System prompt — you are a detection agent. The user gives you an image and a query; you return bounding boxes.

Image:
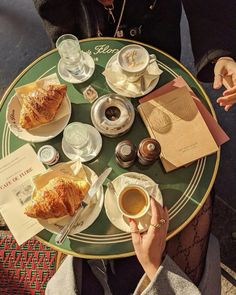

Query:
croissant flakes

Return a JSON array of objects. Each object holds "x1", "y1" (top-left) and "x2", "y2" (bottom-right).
[
  {"x1": 19, "y1": 84, "x2": 67, "y2": 129},
  {"x1": 24, "y1": 177, "x2": 89, "y2": 219}
]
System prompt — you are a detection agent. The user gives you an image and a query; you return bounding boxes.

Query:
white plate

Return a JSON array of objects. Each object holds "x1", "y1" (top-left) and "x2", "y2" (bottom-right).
[
  {"x1": 105, "y1": 53, "x2": 160, "y2": 98},
  {"x1": 104, "y1": 172, "x2": 163, "y2": 233},
  {"x1": 61, "y1": 124, "x2": 103, "y2": 162},
  {"x1": 58, "y1": 51, "x2": 95, "y2": 84},
  {"x1": 37, "y1": 165, "x2": 104, "y2": 235},
  {"x1": 6, "y1": 94, "x2": 71, "y2": 143}
]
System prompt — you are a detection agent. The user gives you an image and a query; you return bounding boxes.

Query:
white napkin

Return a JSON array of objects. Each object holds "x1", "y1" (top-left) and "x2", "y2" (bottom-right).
[{"x1": 103, "y1": 58, "x2": 163, "y2": 96}]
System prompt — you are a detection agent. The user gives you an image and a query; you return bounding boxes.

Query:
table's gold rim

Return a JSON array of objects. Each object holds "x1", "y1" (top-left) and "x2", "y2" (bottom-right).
[
  {"x1": 0, "y1": 48, "x2": 57, "y2": 110},
  {"x1": 1, "y1": 37, "x2": 217, "y2": 120},
  {"x1": 36, "y1": 235, "x2": 136, "y2": 259},
  {"x1": 2, "y1": 37, "x2": 220, "y2": 258}
]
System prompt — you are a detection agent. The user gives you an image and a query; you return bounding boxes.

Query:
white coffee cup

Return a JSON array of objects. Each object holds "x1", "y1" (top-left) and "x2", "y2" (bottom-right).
[
  {"x1": 117, "y1": 185, "x2": 150, "y2": 219},
  {"x1": 117, "y1": 45, "x2": 156, "y2": 82}
]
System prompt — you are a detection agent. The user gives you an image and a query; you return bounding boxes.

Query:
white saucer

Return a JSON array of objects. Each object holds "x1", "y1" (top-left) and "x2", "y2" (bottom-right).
[
  {"x1": 6, "y1": 94, "x2": 71, "y2": 143},
  {"x1": 105, "y1": 53, "x2": 161, "y2": 98},
  {"x1": 58, "y1": 51, "x2": 95, "y2": 84},
  {"x1": 104, "y1": 172, "x2": 163, "y2": 233},
  {"x1": 37, "y1": 165, "x2": 104, "y2": 235},
  {"x1": 62, "y1": 124, "x2": 103, "y2": 162}
]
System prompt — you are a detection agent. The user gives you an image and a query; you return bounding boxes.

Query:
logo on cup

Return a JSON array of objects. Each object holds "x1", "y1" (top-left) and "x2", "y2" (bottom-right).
[{"x1": 117, "y1": 185, "x2": 150, "y2": 219}]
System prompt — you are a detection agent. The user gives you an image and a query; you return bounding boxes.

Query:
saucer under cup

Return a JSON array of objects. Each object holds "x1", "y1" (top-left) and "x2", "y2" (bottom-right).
[
  {"x1": 105, "y1": 53, "x2": 161, "y2": 98},
  {"x1": 58, "y1": 51, "x2": 95, "y2": 84},
  {"x1": 104, "y1": 172, "x2": 163, "y2": 233},
  {"x1": 62, "y1": 124, "x2": 102, "y2": 162}
]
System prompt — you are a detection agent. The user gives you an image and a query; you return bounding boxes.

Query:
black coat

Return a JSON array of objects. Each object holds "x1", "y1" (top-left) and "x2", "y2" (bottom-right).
[{"x1": 33, "y1": 0, "x2": 236, "y2": 82}]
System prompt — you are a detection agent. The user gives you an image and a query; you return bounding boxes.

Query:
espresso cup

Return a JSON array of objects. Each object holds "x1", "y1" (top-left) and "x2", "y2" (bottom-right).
[
  {"x1": 117, "y1": 45, "x2": 156, "y2": 82},
  {"x1": 117, "y1": 185, "x2": 150, "y2": 219}
]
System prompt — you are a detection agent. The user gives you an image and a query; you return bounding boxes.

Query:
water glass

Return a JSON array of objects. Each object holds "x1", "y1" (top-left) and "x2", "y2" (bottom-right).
[
  {"x1": 63, "y1": 122, "x2": 91, "y2": 157},
  {"x1": 56, "y1": 34, "x2": 85, "y2": 77}
]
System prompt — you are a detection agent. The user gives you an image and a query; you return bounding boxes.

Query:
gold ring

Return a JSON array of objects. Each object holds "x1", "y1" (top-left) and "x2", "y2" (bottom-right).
[{"x1": 150, "y1": 223, "x2": 161, "y2": 229}]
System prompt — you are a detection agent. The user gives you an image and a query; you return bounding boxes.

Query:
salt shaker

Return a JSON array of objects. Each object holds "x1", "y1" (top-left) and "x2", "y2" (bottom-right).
[
  {"x1": 115, "y1": 140, "x2": 137, "y2": 168},
  {"x1": 137, "y1": 138, "x2": 161, "y2": 165}
]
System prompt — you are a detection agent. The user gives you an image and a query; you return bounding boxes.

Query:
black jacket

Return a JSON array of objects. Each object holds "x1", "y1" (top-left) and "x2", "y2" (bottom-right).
[{"x1": 33, "y1": 0, "x2": 236, "y2": 82}]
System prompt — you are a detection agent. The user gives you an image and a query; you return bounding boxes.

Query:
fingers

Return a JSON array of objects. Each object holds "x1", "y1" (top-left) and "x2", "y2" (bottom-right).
[
  {"x1": 223, "y1": 85, "x2": 236, "y2": 95},
  {"x1": 129, "y1": 219, "x2": 141, "y2": 247},
  {"x1": 217, "y1": 93, "x2": 236, "y2": 105},
  {"x1": 213, "y1": 74, "x2": 223, "y2": 89},
  {"x1": 164, "y1": 206, "x2": 169, "y2": 229},
  {"x1": 224, "y1": 104, "x2": 232, "y2": 111},
  {"x1": 217, "y1": 84, "x2": 236, "y2": 111},
  {"x1": 148, "y1": 199, "x2": 168, "y2": 235},
  {"x1": 223, "y1": 76, "x2": 234, "y2": 89},
  {"x1": 232, "y1": 73, "x2": 236, "y2": 86},
  {"x1": 150, "y1": 198, "x2": 160, "y2": 224}
]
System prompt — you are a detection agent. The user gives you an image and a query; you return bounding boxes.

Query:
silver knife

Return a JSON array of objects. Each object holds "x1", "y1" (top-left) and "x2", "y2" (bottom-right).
[{"x1": 55, "y1": 167, "x2": 112, "y2": 245}]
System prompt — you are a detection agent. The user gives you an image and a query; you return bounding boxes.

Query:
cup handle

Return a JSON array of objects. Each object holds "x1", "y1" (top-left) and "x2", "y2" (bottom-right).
[{"x1": 149, "y1": 54, "x2": 157, "y2": 64}]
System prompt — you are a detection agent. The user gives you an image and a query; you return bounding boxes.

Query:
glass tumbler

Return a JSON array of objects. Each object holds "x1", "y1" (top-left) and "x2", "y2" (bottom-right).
[
  {"x1": 63, "y1": 122, "x2": 91, "y2": 157},
  {"x1": 56, "y1": 34, "x2": 85, "y2": 77}
]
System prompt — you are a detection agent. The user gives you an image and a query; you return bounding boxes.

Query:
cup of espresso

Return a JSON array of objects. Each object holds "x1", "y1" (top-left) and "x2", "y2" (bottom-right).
[
  {"x1": 117, "y1": 45, "x2": 156, "y2": 82},
  {"x1": 118, "y1": 185, "x2": 150, "y2": 219}
]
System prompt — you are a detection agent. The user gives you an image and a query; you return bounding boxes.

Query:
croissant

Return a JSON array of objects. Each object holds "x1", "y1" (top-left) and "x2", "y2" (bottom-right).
[
  {"x1": 24, "y1": 177, "x2": 89, "y2": 219},
  {"x1": 19, "y1": 84, "x2": 67, "y2": 129}
]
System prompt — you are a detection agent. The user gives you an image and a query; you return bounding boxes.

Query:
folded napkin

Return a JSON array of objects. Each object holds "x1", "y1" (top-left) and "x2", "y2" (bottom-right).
[{"x1": 103, "y1": 57, "x2": 163, "y2": 96}]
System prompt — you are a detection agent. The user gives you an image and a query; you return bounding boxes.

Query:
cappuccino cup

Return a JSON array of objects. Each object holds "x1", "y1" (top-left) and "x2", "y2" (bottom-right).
[
  {"x1": 117, "y1": 45, "x2": 156, "y2": 82},
  {"x1": 118, "y1": 185, "x2": 150, "y2": 219}
]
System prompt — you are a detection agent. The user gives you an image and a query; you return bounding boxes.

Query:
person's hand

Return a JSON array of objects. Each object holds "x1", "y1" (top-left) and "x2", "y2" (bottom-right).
[
  {"x1": 213, "y1": 57, "x2": 236, "y2": 111},
  {"x1": 216, "y1": 85, "x2": 236, "y2": 111},
  {"x1": 129, "y1": 198, "x2": 169, "y2": 280}
]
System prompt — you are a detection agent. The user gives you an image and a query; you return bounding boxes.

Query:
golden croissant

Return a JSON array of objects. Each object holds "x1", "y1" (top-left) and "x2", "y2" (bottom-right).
[
  {"x1": 24, "y1": 177, "x2": 89, "y2": 219},
  {"x1": 19, "y1": 84, "x2": 67, "y2": 129}
]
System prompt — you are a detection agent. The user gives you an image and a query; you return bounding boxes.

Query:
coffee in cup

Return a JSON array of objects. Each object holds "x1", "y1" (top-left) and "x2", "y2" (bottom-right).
[
  {"x1": 118, "y1": 185, "x2": 150, "y2": 219},
  {"x1": 117, "y1": 45, "x2": 156, "y2": 82}
]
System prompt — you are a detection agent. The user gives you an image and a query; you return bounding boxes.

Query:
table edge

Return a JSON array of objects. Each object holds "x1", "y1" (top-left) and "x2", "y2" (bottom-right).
[{"x1": 2, "y1": 37, "x2": 220, "y2": 258}]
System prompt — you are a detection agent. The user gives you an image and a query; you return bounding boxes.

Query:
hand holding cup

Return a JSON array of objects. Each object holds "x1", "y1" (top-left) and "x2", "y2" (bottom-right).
[{"x1": 129, "y1": 198, "x2": 169, "y2": 280}]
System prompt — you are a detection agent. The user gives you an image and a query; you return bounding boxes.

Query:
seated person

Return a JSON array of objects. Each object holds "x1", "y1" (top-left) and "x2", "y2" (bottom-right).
[
  {"x1": 32, "y1": 0, "x2": 236, "y2": 110},
  {"x1": 45, "y1": 198, "x2": 221, "y2": 295}
]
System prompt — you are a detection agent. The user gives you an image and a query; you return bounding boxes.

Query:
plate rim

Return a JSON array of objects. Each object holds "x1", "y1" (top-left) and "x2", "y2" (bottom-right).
[
  {"x1": 6, "y1": 93, "x2": 71, "y2": 143},
  {"x1": 34, "y1": 164, "x2": 104, "y2": 234}
]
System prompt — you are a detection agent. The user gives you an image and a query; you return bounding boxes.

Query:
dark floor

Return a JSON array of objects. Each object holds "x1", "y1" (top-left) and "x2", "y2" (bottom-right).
[{"x1": 1, "y1": 0, "x2": 236, "y2": 293}]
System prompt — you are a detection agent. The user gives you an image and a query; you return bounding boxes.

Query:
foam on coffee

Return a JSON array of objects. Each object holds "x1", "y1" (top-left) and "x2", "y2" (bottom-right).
[{"x1": 119, "y1": 45, "x2": 149, "y2": 73}]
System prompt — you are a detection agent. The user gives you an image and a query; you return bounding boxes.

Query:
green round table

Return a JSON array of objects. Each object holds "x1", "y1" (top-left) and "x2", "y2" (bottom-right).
[{"x1": 0, "y1": 37, "x2": 219, "y2": 258}]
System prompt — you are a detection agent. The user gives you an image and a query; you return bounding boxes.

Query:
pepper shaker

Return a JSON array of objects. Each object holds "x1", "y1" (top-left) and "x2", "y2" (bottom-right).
[{"x1": 137, "y1": 138, "x2": 161, "y2": 165}]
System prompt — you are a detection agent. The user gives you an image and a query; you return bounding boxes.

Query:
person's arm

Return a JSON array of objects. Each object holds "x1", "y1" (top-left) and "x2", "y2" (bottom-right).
[
  {"x1": 182, "y1": 0, "x2": 236, "y2": 82},
  {"x1": 130, "y1": 199, "x2": 201, "y2": 295},
  {"x1": 32, "y1": 0, "x2": 101, "y2": 44},
  {"x1": 32, "y1": 0, "x2": 77, "y2": 44},
  {"x1": 134, "y1": 255, "x2": 201, "y2": 295}
]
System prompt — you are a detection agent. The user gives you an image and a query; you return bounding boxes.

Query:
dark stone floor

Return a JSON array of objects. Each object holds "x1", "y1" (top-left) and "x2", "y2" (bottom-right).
[{"x1": 1, "y1": 0, "x2": 235, "y2": 293}]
